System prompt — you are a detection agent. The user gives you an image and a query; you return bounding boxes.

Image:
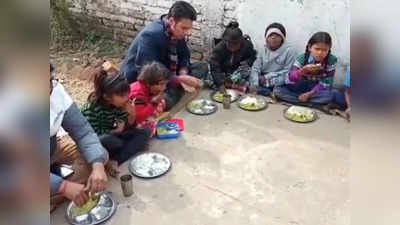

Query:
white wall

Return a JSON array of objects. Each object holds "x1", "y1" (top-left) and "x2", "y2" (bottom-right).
[{"x1": 236, "y1": 0, "x2": 350, "y2": 84}]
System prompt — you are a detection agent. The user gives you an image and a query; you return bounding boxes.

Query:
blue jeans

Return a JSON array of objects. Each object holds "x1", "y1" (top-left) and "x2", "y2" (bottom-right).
[
  {"x1": 332, "y1": 90, "x2": 346, "y2": 109},
  {"x1": 257, "y1": 86, "x2": 273, "y2": 96},
  {"x1": 273, "y1": 85, "x2": 333, "y2": 105}
]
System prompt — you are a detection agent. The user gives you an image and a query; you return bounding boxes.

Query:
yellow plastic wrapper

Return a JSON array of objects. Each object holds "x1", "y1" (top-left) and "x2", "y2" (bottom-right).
[{"x1": 72, "y1": 195, "x2": 100, "y2": 217}]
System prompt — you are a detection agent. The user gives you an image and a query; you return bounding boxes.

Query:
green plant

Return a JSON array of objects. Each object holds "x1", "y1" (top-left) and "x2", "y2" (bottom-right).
[
  {"x1": 50, "y1": 0, "x2": 128, "y2": 56},
  {"x1": 50, "y1": 0, "x2": 79, "y2": 44}
]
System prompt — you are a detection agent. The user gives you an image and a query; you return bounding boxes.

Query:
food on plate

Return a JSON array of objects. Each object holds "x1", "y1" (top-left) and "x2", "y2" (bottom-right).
[
  {"x1": 285, "y1": 106, "x2": 315, "y2": 122},
  {"x1": 212, "y1": 90, "x2": 238, "y2": 103},
  {"x1": 188, "y1": 99, "x2": 216, "y2": 114},
  {"x1": 239, "y1": 96, "x2": 258, "y2": 110},
  {"x1": 239, "y1": 96, "x2": 266, "y2": 110},
  {"x1": 213, "y1": 92, "x2": 224, "y2": 102},
  {"x1": 72, "y1": 195, "x2": 100, "y2": 217}
]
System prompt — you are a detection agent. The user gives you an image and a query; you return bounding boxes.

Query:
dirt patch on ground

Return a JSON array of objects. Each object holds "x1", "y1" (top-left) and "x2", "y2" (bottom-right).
[{"x1": 50, "y1": 49, "x2": 123, "y2": 106}]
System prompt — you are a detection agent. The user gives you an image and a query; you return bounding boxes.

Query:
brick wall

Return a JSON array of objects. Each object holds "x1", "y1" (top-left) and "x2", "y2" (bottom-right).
[
  {"x1": 66, "y1": 0, "x2": 350, "y2": 84},
  {"x1": 67, "y1": 0, "x2": 242, "y2": 60}
]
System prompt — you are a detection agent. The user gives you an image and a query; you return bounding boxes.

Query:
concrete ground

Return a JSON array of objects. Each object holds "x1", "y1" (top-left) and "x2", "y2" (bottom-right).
[{"x1": 51, "y1": 90, "x2": 349, "y2": 225}]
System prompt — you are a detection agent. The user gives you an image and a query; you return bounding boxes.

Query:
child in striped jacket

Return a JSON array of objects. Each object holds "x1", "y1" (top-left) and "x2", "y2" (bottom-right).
[{"x1": 81, "y1": 67, "x2": 150, "y2": 177}]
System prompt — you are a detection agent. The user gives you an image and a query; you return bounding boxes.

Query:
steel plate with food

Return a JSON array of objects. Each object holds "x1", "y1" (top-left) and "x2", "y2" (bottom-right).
[
  {"x1": 238, "y1": 96, "x2": 268, "y2": 111},
  {"x1": 186, "y1": 99, "x2": 218, "y2": 115},
  {"x1": 284, "y1": 106, "x2": 317, "y2": 123},
  {"x1": 66, "y1": 192, "x2": 116, "y2": 225},
  {"x1": 211, "y1": 89, "x2": 240, "y2": 103}
]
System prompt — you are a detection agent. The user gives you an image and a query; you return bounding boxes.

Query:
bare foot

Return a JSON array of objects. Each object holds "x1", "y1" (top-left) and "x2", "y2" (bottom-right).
[
  {"x1": 270, "y1": 92, "x2": 279, "y2": 104},
  {"x1": 105, "y1": 160, "x2": 120, "y2": 178}
]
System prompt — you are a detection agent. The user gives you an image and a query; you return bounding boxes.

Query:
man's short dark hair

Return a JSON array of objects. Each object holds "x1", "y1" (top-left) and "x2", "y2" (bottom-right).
[{"x1": 168, "y1": 1, "x2": 197, "y2": 21}]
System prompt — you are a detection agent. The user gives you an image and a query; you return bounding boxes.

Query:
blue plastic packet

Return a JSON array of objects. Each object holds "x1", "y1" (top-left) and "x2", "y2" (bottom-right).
[{"x1": 156, "y1": 121, "x2": 180, "y2": 139}]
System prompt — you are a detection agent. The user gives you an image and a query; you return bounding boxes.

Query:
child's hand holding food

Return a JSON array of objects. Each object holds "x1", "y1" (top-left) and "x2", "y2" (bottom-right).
[
  {"x1": 111, "y1": 119, "x2": 125, "y2": 134},
  {"x1": 300, "y1": 64, "x2": 321, "y2": 76},
  {"x1": 151, "y1": 94, "x2": 164, "y2": 105}
]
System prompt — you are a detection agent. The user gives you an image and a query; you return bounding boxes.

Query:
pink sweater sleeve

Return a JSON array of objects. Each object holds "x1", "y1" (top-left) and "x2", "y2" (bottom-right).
[
  {"x1": 288, "y1": 65, "x2": 302, "y2": 82},
  {"x1": 311, "y1": 84, "x2": 323, "y2": 94}
]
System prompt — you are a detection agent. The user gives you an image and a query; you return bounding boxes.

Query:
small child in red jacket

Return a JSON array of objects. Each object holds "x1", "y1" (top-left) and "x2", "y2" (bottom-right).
[{"x1": 130, "y1": 62, "x2": 169, "y2": 136}]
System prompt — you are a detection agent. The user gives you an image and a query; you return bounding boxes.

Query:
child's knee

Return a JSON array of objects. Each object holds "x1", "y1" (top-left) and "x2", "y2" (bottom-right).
[
  {"x1": 139, "y1": 127, "x2": 152, "y2": 138},
  {"x1": 136, "y1": 128, "x2": 151, "y2": 144}
]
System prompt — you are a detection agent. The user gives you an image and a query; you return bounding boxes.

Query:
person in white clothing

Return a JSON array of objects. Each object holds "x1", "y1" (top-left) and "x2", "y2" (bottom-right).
[{"x1": 50, "y1": 64, "x2": 108, "y2": 212}]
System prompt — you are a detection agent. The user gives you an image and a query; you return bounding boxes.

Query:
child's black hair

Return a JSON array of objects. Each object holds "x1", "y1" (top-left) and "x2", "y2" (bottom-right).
[
  {"x1": 222, "y1": 21, "x2": 243, "y2": 41},
  {"x1": 304, "y1": 32, "x2": 332, "y2": 70},
  {"x1": 168, "y1": 1, "x2": 197, "y2": 21},
  {"x1": 88, "y1": 68, "x2": 130, "y2": 106},
  {"x1": 137, "y1": 62, "x2": 170, "y2": 86}
]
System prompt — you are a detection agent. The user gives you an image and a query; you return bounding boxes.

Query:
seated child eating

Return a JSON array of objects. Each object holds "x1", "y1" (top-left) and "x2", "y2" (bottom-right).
[
  {"x1": 81, "y1": 67, "x2": 150, "y2": 177},
  {"x1": 274, "y1": 32, "x2": 337, "y2": 106},
  {"x1": 130, "y1": 62, "x2": 169, "y2": 137}
]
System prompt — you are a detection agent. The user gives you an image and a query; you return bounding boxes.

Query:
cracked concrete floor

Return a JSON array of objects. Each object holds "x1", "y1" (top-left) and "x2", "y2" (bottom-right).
[{"x1": 51, "y1": 90, "x2": 349, "y2": 225}]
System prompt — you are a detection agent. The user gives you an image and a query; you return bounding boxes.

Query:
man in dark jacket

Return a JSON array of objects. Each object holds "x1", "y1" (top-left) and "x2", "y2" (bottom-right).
[{"x1": 121, "y1": 1, "x2": 207, "y2": 109}]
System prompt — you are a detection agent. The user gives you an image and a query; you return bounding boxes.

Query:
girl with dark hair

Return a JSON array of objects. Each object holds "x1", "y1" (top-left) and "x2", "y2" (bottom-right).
[
  {"x1": 274, "y1": 31, "x2": 338, "y2": 106},
  {"x1": 81, "y1": 66, "x2": 150, "y2": 177},
  {"x1": 209, "y1": 21, "x2": 257, "y2": 92},
  {"x1": 130, "y1": 62, "x2": 170, "y2": 136}
]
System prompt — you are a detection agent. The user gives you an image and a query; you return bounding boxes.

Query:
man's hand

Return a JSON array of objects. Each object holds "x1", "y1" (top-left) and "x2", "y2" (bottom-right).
[
  {"x1": 59, "y1": 181, "x2": 89, "y2": 207},
  {"x1": 181, "y1": 82, "x2": 196, "y2": 93},
  {"x1": 299, "y1": 91, "x2": 313, "y2": 102},
  {"x1": 179, "y1": 75, "x2": 201, "y2": 88},
  {"x1": 179, "y1": 75, "x2": 201, "y2": 93},
  {"x1": 85, "y1": 162, "x2": 108, "y2": 194}
]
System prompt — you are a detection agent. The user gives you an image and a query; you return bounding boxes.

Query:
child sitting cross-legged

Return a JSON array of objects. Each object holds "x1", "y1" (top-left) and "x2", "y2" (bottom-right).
[{"x1": 81, "y1": 67, "x2": 150, "y2": 177}]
